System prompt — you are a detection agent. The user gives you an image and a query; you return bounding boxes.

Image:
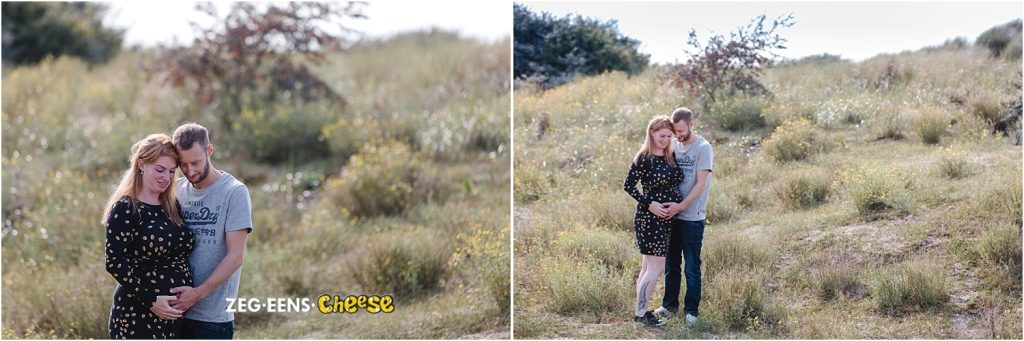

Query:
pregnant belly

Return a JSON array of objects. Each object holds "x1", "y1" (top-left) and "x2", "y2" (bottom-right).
[{"x1": 149, "y1": 268, "x2": 193, "y2": 296}]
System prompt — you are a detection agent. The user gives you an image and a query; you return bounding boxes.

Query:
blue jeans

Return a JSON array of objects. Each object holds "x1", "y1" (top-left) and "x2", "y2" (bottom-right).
[
  {"x1": 662, "y1": 219, "x2": 704, "y2": 316},
  {"x1": 180, "y1": 318, "x2": 234, "y2": 339}
]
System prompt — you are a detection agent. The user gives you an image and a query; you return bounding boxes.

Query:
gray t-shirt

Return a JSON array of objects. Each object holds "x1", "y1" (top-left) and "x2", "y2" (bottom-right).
[
  {"x1": 177, "y1": 171, "x2": 252, "y2": 323},
  {"x1": 673, "y1": 135, "x2": 714, "y2": 221}
]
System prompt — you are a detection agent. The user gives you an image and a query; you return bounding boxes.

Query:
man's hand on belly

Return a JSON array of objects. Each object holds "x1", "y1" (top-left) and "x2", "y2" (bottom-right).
[{"x1": 170, "y1": 285, "x2": 209, "y2": 311}]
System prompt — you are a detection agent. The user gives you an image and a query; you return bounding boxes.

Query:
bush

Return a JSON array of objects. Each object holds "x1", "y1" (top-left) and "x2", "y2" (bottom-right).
[
  {"x1": 934, "y1": 146, "x2": 971, "y2": 179},
  {"x1": 809, "y1": 267, "x2": 863, "y2": 302},
  {"x1": 870, "y1": 262, "x2": 947, "y2": 315},
  {"x1": 976, "y1": 19, "x2": 1023, "y2": 59},
  {"x1": 909, "y1": 105, "x2": 948, "y2": 144},
  {"x1": 230, "y1": 100, "x2": 337, "y2": 164},
  {"x1": 1, "y1": 2, "x2": 123, "y2": 65},
  {"x1": 536, "y1": 258, "x2": 632, "y2": 316},
  {"x1": 776, "y1": 169, "x2": 832, "y2": 210},
  {"x1": 513, "y1": 3, "x2": 649, "y2": 89},
  {"x1": 351, "y1": 228, "x2": 452, "y2": 298},
  {"x1": 837, "y1": 166, "x2": 915, "y2": 219},
  {"x1": 322, "y1": 141, "x2": 422, "y2": 218},
  {"x1": 708, "y1": 95, "x2": 771, "y2": 131},
  {"x1": 761, "y1": 118, "x2": 829, "y2": 163}
]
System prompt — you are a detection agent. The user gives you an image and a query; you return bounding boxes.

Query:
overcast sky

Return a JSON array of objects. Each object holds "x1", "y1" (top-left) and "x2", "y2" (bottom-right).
[
  {"x1": 105, "y1": 1, "x2": 511, "y2": 47},
  {"x1": 520, "y1": 1, "x2": 1023, "y2": 63}
]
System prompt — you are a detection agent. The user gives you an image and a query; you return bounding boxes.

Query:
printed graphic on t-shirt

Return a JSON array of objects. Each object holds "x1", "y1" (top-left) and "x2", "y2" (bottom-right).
[{"x1": 183, "y1": 200, "x2": 220, "y2": 245}]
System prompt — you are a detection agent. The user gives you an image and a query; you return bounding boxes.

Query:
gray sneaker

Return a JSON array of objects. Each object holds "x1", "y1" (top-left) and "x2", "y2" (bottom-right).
[
  {"x1": 653, "y1": 306, "x2": 675, "y2": 320},
  {"x1": 685, "y1": 313, "x2": 698, "y2": 327}
]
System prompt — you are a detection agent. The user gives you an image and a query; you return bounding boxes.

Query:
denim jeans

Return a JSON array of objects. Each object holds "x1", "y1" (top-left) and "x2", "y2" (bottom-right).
[
  {"x1": 662, "y1": 219, "x2": 704, "y2": 316},
  {"x1": 180, "y1": 318, "x2": 234, "y2": 339}
]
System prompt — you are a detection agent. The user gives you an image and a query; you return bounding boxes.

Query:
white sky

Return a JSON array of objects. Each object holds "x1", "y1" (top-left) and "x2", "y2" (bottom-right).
[
  {"x1": 520, "y1": 1, "x2": 1023, "y2": 63},
  {"x1": 104, "y1": 1, "x2": 511, "y2": 47}
]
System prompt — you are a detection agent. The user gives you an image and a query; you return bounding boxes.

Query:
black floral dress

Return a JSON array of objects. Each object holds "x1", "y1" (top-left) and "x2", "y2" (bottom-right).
[
  {"x1": 105, "y1": 196, "x2": 194, "y2": 339},
  {"x1": 624, "y1": 153, "x2": 684, "y2": 257}
]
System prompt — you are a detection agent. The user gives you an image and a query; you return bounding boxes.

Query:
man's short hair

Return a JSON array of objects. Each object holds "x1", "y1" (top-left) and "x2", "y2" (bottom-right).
[
  {"x1": 671, "y1": 107, "x2": 695, "y2": 123},
  {"x1": 172, "y1": 122, "x2": 210, "y2": 151}
]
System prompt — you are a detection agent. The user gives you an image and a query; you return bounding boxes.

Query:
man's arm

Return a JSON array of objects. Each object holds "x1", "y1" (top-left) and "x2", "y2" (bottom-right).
[
  {"x1": 667, "y1": 169, "x2": 711, "y2": 216},
  {"x1": 171, "y1": 229, "x2": 248, "y2": 310}
]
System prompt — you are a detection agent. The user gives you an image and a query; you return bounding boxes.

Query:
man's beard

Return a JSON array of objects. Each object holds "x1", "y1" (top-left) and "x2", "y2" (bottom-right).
[
  {"x1": 190, "y1": 158, "x2": 211, "y2": 185},
  {"x1": 680, "y1": 130, "x2": 692, "y2": 142}
]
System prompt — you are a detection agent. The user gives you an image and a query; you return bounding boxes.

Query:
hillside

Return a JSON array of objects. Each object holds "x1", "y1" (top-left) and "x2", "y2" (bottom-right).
[
  {"x1": 513, "y1": 43, "x2": 1022, "y2": 339},
  {"x1": 1, "y1": 31, "x2": 511, "y2": 339}
]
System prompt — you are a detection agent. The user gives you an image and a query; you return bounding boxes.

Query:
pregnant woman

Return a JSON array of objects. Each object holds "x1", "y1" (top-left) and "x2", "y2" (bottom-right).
[
  {"x1": 623, "y1": 115, "x2": 683, "y2": 327},
  {"x1": 103, "y1": 134, "x2": 194, "y2": 339}
]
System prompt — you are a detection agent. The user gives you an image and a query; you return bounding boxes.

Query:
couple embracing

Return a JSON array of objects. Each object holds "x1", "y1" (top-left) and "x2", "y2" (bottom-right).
[
  {"x1": 103, "y1": 123, "x2": 252, "y2": 339},
  {"x1": 624, "y1": 107, "x2": 713, "y2": 327}
]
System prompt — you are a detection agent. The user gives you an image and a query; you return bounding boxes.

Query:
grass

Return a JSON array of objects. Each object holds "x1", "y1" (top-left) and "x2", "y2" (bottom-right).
[
  {"x1": 514, "y1": 39, "x2": 1021, "y2": 338},
  {"x1": 870, "y1": 260, "x2": 948, "y2": 316},
  {"x1": 2, "y1": 31, "x2": 510, "y2": 338}
]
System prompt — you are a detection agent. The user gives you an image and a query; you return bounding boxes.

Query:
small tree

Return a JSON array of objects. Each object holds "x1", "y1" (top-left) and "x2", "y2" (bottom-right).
[
  {"x1": 663, "y1": 14, "x2": 795, "y2": 110},
  {"x1": 152, "y1": 2, "x2": 366, "y2": 128}
]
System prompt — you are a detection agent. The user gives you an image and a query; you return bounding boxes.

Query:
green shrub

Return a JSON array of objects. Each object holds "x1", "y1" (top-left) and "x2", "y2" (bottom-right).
[
  {"x1": 837, "y1": 166, "x2": 914, "y2": 219},
  {"x1": 322, "y1": 141, "x2": 422, "y2": 218},
  {"x1": 536, "y1": 258, "x2": 632, "y2": 316},
  {"x1": 1, "y1": 2, "x2": 123, "y2": 65},
  {"x1": 351, "y1": 228, "x2": 452, "y2": 298},
  {"x1": 934, "y1": 146, "x2": 971, "y2": 179},
  {"x1": 514, "y1": 4, "x2": 650, "y2": 89},
  {"x1": 230, "y1": 100, "x2": 337, "y2": 165},
  {"x1": 708, "y1": 95, "x2": 771, "y2": 131},
  {"x1": 909, "y1": 105, "x2": 948, "y2": 144},
  {"x1": 776, "y1": 169, "x2": 832, "y2": 210},
  {"x1": 809, "y1": 267, "x2": 863, "y2": 302},
  {"x1": 761, "y1": 117, "x2": 828, "y2": 163},
  {"x1": 871, "y1": 262, "x2": 947, "y2": 315},
  {"x1": 975, "y1": 19, "x2": 1023, "y2": 59}
]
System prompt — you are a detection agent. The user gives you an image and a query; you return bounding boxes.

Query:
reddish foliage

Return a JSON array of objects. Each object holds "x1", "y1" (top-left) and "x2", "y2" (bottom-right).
[
  {"x1": 663, "y1": 14, "x2": 795, "y2": 105},
  {"x1": 151, "y1": 2, "x2": 366, "y2": 124}
]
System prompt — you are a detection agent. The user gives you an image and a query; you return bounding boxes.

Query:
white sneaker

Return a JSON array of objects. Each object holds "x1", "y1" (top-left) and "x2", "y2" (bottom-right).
[
  {"x1": 685, "y1": 313, "x2": 698, "y2": 327},
  {"x1": 653, "y1": 306, "x2": 675, "y2": 319}
]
